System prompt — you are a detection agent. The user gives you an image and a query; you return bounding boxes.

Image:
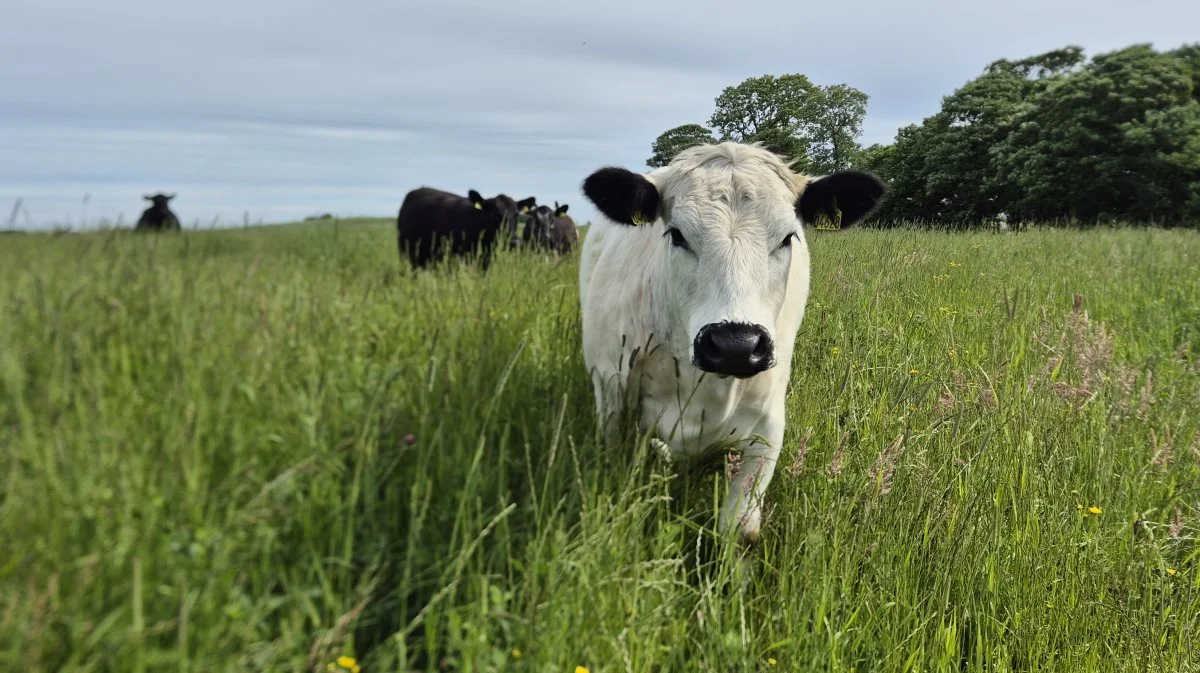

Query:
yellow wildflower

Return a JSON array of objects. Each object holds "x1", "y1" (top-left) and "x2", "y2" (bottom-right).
[
  {"x1": 768, "y1": 658, "x2": 778, "y2": 666},
  {"x1": 576, "y1": 667, "x2": 590, "y2": 673},
  {"x1": 1088, "y1": 506, "x2": 1102, "y2": 515},
  {"x1": 512, "y1": 648, "x2": 522, "y2": 658},
  {"x1": 1167, "y1": 568, "x2": 1178, "y2": 576},
  {"x1": 909, "y1": 369, "x2": 919, "y2": 376},
  {"x1": 830, "y1": 346, "x2": 841, "y2": 357},
  {"x1": 1076, "y1": 503, "x2": 1083, "y2": 510},
  {"x1": 948, "y1": 348, "x2": 958, "y2": 359}
]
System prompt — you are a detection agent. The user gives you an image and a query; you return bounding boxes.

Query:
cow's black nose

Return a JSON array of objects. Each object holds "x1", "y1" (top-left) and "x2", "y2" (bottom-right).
[{"x1": 692, "y1": 322, "x2": 775, "y2": 377}]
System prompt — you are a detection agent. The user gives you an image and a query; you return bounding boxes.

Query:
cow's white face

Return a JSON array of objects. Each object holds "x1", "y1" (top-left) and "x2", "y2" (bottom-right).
[
  {"x1": 652, "y1": 166, "x2": 805, "y2": 378},
  {"x1": 582, "y1": 142, "x2": 886, "y2": 379}
]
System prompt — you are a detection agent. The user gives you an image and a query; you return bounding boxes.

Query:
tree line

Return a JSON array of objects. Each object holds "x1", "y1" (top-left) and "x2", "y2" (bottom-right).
[{"x1": 648, "y1": 43, "x2": 1200, "y2": 228}]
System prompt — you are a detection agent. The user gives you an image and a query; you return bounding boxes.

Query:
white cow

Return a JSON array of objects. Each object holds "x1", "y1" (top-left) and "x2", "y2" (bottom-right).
[{"x1": 578, "y1": 142, "x2": 886, "y2": 544}]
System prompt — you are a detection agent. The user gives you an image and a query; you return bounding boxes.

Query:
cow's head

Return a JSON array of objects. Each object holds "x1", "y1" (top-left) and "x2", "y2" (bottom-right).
[
  {"x1": 582, "y1": 142, "x2": 885, "y2": 378},
  {"x1": 144, "y1": 193, "x2": 175, "y2": 208},
  {"x1": 468, "y1": 190, "x2": 523, "y2": 234},
  {"x1": 554, "y1": 201, "x2": 569, "y2": 218},
  {"x1": 523, "y1": 205, "x2": 555, "y2": 245}
]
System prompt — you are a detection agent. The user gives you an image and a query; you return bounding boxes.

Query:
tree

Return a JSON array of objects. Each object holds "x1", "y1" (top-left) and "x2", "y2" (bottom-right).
[
  {"x1": 993, "y1": 45, "x2": 1086, "y2": 79},
  {"x1": 647, "y1": 124, "x2": 719, "y2": 167},
  {"x1": 707, "y1": 74, "x2": 822, "y2": 166},
  {"x1": 994, "y1": 43, "x2": 1200, "y2": 224},
  {"x1": 647, "y1": 74, "x2": 872, "y2": 171},
  {"x1": 1170, "y1": 43, "x2": 1200, "y2": 101},
  {"x1": 869, "y1": 45, "x2": 1101, "y2": 225},
  {"x1": 807, "y1": 84, "x2": 869, "y2": 174},
  {"x1": 869, "y1": 42, "x2": 1199, "y2": 227}
]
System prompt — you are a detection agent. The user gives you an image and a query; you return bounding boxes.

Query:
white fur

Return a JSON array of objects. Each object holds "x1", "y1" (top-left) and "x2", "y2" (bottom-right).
[{"x1": 579, "y1": 142, "x2": 817, "y2": 543}]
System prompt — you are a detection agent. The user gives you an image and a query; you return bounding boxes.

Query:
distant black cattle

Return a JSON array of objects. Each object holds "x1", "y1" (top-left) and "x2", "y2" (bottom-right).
[
  {"x1": 521, "y1": 202, "x2": 578, "y2": 254},
  {"x1": 548, "y1": 202, "x2": 578, "y2": 254},
  {"x1": 396, "y1": 187, "x2": 536, "y2": 269},
  {"x1": 136, "y1": 193, "x2": 181, "y2": 231},
  {"x1": 519, "y1": 204, "x2": 555, "y2": 249}
]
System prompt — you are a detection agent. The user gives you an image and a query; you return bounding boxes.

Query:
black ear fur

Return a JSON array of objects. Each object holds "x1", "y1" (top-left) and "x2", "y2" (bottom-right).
[
  {"x1": 581, "y1": 167, "x2": 660, "y2": 226},
  {"x1": 555, "y1": 203, "x2": 569, "y2": 216},
  {"x1": 796, "y1": 171, "x2": 886, "y2": 230}
]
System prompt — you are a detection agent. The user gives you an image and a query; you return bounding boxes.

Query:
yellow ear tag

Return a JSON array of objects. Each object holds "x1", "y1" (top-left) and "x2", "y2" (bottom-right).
[
  {"x1": 473, "y1": 202, "x2": 482, "y2": 210},
  {"x1": 812, "y1": 198, "x2": 842, "y2": 230},
  {"x1": 520, "y1": 206, "x2": 529, "y2": 214},
  {"x1": 813, "y1": 212, "x2": 841, "y2": 230},
  {"x1": 630, "y1": 212, "x2": 650, "y2": 225}
]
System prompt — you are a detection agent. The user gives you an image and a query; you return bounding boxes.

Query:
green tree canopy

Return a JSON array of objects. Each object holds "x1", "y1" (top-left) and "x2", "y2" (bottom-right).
[
  {"x1": 707, "y1": 74, "x2": 820, "y2": 165},
  {"x1": 994, "y1": 43, "x2": 1200, "y2": 224},
  {"x1": 807, "y1": 84, "x2": 869, "y2": 174},
  {"x1": 648, "y1": 73, "x2": 870, "y2": 172},
  {"x1": 869, "y1": 42, "x2": 1200, "y2": 227},
  {"x1": 646, "y1": 124, "x2": 719, "y2": 167}
]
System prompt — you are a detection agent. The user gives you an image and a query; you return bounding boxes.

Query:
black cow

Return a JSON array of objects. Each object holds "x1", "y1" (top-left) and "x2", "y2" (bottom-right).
[
  {"x1": 520, "y1": 202, "x2": 578, "y2": 254},
  {"x1": 396, "y1": 187, "x2": 536, "y2": 269},
  {"x1": 547, "y1": 202, "x2": 578, "y2": 254},
  {"x1": 136, "y1": 193, "x2": 181, "y2": 231},
  {"x1": 519, "y1": 204, "x2": 555, "y2": 249}
]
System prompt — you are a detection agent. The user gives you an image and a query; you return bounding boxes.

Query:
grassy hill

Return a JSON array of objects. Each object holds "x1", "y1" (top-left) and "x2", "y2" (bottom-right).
[{"x1": 1, "y1": 221, "x2": 1197, "y2": 672}]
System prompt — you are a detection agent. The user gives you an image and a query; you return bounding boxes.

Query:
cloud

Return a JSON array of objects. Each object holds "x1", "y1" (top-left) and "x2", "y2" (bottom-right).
[{"x1": 2, "y1": 0, "x2": 1197, "y2": 228}]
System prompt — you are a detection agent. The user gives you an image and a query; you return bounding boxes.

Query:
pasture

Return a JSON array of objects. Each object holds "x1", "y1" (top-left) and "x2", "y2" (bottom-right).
[{"x1": 1, "y1": 220, "x2": 1198, "y2": 672}]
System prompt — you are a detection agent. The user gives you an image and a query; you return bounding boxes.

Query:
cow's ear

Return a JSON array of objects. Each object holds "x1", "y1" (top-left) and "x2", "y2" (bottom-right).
[
  {"x1": 516, "y1": 196, "x2": 535, "y2": 214},
  {"x1": 582, "y1": 167, "x2": 660, "y2": 226},
  {"x1": 144, "y1": 195, "x2": 153, "y2": 201},
  {"x1": 555, "y1": 203, "x2": 569, "y2": 216},
  {"x1": 468, "y1": 189, "x2": 485, "y2": 210},
  {"x1": 795, "y1": 171, "x2": 886, "y2": 231}
]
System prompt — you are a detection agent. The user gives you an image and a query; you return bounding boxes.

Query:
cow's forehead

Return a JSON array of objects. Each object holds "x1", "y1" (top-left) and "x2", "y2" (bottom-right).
[
  {"x1": 652, "y1": 145, "x2": 806, "y2": 239},
  {"x1": 655, "y1": 143, "x2": 804, "y2": 205}
]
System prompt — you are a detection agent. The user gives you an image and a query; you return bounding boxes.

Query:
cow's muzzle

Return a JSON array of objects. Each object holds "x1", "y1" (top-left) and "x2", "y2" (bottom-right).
[{"x1": 692, "y1": 322, "x2": 775, "y2": 378}]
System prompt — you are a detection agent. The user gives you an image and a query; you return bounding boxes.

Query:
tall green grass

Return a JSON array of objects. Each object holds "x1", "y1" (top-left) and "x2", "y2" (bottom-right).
[{"x1": 1, "y1": 221, "x2": 1197, "y2": 672}]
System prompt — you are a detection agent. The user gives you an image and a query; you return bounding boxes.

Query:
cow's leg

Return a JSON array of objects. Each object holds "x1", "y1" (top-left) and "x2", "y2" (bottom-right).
[
  {"x1": 410, "y1": 236, "x2": 432, "y2": 269},
  {"x1": 717, "y1": 405, "x2": 784, "y2": 545},
  {"x1": 479, "y1": 241, "x2": 494, "y2": 271}
]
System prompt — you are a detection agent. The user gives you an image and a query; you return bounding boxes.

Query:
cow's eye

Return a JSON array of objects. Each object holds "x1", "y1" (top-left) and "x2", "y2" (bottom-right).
[
  {"x1": 665, "y1": 227, "x2": 691, "y2": 251},
  {"x1": 777, "y1": 232, "x2": 796, "y2": 251}
]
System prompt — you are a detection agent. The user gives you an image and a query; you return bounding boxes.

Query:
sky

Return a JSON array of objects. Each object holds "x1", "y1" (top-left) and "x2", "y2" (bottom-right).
[{"x1": 2, "y1": 0, "x2": 1197, "y2": 230}]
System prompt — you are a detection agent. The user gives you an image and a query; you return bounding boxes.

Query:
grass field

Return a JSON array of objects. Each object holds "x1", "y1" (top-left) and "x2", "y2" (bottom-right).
[{"x1": 1, "y1": 220, "x2": 1198, "y2": 672}]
